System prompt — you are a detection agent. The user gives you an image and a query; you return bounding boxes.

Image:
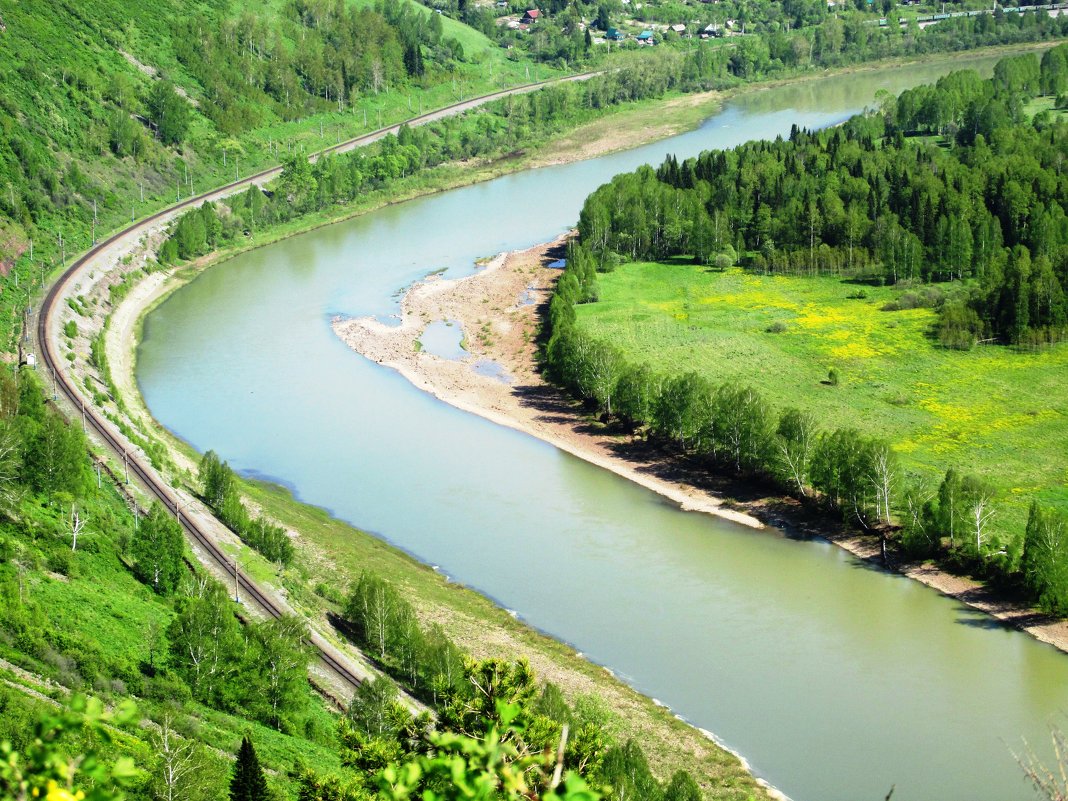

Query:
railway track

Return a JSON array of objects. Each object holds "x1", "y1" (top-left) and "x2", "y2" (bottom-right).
[
  {"x1": 37, "y1": 265, "x2": 369, "y2": 692},
  {"x1": 30, "y1": 73, "x2": 596, "y2": 699}
]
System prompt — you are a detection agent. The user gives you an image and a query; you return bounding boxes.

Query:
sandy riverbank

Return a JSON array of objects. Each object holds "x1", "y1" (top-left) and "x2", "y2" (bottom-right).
[
  {"x1": 333, "y1": 235, "x2": 763, "y2": 530},
  {"x1": 333, "y1": 237, "x2": 1068, "y2": 656}
]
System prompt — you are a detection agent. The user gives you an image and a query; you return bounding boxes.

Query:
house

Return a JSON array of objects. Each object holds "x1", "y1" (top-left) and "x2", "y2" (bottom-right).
[
  {"x1": 636, "y1": 29, "x2": 655, "y2": 43},
  {"x1": 605, "y1": 26, "x2": 625, "y2": 39},
  {"x1": 522, "y1": 8, "x2": 540, "y2": 23},
  {"x1": 670, "y1": 23, "x2": 687, "y2": 33},
  {"x1": 700, "y1": 22, "x2": 721, "y2": 37}
]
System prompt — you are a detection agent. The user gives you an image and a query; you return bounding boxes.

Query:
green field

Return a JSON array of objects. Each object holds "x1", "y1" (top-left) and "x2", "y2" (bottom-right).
[{"x1": 577, "y1": 263, "x2": 1068, "y2": 532}]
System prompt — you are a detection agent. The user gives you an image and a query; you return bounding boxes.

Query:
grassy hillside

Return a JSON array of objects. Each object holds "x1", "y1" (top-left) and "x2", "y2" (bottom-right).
[
  {"x1": 0, "y1": 442, "x2": 346, "y2": 799},
  {"x1": 0, "y1": 0, "x2": 555, "y2": 262}
]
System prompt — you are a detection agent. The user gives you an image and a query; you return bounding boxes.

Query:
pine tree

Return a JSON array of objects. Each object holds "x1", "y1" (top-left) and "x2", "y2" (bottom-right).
[{"x1": 230, "y1": 736, "x2": 269, "y2": 801}]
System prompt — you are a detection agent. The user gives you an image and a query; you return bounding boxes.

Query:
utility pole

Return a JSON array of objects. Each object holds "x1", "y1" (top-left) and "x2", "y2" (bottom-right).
[
  {"x1": 80, "y1": 402, "x2": 85, "y2": 432},
  {"x1": 140, "y1": 181, "x2": 144, "y2": 203},
  {"x1": 92, "y1": 199, "x2": 97, "y2": 245},
  {"x1": 28, "y1": 238, "x2": 32, "y2": 262},
  {"x1": 123, "y1": 451, "x2": 129, "y2": 484},
  {"x1": 51, "y1": 367, "x2": 56, "y2": 400},
  {"x1": 233, "y1": 557, "x2": 241, "y2": 603},
  {"x1": 95, "y1": 460, "x2": 101, "y2": 489},
  {"x1": 59, "y1": 230, "x2": 64, "y2": 266}
]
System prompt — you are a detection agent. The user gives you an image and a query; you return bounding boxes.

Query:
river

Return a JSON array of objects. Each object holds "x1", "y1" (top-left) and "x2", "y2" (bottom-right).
[{"x1": 137, "y1": 53, "x2": 1067, "y2": 801}]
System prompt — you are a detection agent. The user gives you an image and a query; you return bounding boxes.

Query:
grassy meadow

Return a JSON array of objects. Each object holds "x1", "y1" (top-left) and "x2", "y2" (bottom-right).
[{"x1": 577, "y1": 263, "x2": 1068, "y2": 533}]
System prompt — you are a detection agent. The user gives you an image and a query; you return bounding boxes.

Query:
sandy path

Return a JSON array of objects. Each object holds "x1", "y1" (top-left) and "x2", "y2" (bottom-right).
[{"x1": 334, "y1": 238, "x2": 1068, "y2": 656}]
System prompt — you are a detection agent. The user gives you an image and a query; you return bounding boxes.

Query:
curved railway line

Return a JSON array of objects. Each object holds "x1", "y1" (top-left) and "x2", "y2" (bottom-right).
[
  {"x1": 37, "y1": 239, "x2": 371, "y2": 694},
  {"x1": 33, "y1": 72, "x2": 594, "y2": 700}
]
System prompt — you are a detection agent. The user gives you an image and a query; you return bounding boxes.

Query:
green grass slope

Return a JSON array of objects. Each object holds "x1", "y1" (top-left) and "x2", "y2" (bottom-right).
[{"x1": 0, "y1": 475, "x2": 345, "y2": 798}]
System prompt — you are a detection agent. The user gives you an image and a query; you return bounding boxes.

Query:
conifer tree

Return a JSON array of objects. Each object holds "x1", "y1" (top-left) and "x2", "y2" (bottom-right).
[{"x1": 230, "y1": 736, "x2": 269, "y2": 801}]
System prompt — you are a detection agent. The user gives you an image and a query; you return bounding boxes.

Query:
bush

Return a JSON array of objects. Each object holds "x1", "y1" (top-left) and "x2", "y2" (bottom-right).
[
  {"x1": 142, "y1": 671, "x2": 193, "y2": 703},
  {"x1": 827, "y1": 367, "x2": 839, "y2": 386},
  {"x1": 314, "y1": 583, "x2": 345, "y2": 605},
  {"x1": 938, "y1": 302, "x2": 982, "y2": 350}
]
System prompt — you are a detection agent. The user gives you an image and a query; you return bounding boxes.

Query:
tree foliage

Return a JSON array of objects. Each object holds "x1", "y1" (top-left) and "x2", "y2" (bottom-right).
[
  {"x1": 131, "y1": 502, "x2": 185, "y2": 595},
  {"x1": 197, "y1": 450, "x2": 294, "y2": 566},
  {"x1": 230, "y1": 736, "x2": 269, "y2": 801}
]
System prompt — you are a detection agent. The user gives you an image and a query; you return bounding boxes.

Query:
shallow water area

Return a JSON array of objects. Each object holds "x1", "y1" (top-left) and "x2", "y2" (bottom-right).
[
  {"x1": 471, "y1": 358, "x2": 512, "y2": 383},
  {"x1": 138, "y1": 52, "x2": 1067, "y2": 801},
  {"x1": 418, "y1": 320, "x2": 466, "y2": 360}
]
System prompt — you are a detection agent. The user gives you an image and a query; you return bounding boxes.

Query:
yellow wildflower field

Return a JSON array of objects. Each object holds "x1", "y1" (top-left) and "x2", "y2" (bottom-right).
[{"x1": 579, "y1": 263, "x2": 1068, "y2": 529}]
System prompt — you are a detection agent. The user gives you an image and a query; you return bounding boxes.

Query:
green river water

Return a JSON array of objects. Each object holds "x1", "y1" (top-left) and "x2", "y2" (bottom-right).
[{"x1": 138, "y1": 52, "x2": 1067, "y2": 801}]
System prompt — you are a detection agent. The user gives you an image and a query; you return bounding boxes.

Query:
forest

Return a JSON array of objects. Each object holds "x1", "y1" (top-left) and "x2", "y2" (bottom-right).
[
  {"x1": 544, "y1": 52, "x2": 1068, "y2": 615},
  {"x1": 4, "y1": 0, "x2": 1068, "y2": 295},
  {"x1": 577, "y1": 47, "x2": 1068, "y2": 346}
]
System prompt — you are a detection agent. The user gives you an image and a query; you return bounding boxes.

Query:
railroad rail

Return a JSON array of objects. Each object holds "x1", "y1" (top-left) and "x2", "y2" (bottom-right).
[{"x1": 31, "y1": 72, "x2": 596, "y2": 698}]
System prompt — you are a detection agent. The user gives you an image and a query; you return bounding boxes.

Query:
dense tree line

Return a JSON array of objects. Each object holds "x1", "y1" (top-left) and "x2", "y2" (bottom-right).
[
  {"x1": 199, "y1": 450, "x2": 296, "y2": 566},
  {"x1": 578, "y1": 51, "x2": 1068, "y2": 347},
  {"x1": 155, "y1": 51, "x2": 731, "y2": 256}
]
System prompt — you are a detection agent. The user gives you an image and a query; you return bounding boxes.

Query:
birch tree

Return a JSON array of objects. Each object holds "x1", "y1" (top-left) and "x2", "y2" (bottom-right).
[
  {"x1": 346, "y1": 572, "x2": 402, "y2": 660},
  {"x1": 69, "y1": 505, "x2": 86, "y2": 552},
  {"x1": 776, "y1": 408, "x2": 817, "y2": 496},
  {"x1": 865, "y1": 439, "x2": 898, "y2": 526},
  {"x1": 249, "y1": 616, "x2": 310, "y2": 730},
  {"x1": 151, "y1": 715, "x2": 224, "y2": 801},
  {"x1": 168, "y1": 581, "x2": 243, "y2": 703},
  {"x1": 132, "y1": 503, "x2": 185, "y2": 595},
  {"x1": 961, "y1": 475, "x2": 997, "y2": 561}
]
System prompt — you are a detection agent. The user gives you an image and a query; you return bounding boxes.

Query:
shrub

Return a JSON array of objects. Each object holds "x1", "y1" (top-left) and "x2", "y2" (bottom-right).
[{"x1": 938, "y1": 302, "x2": 982, "y2": 350}]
